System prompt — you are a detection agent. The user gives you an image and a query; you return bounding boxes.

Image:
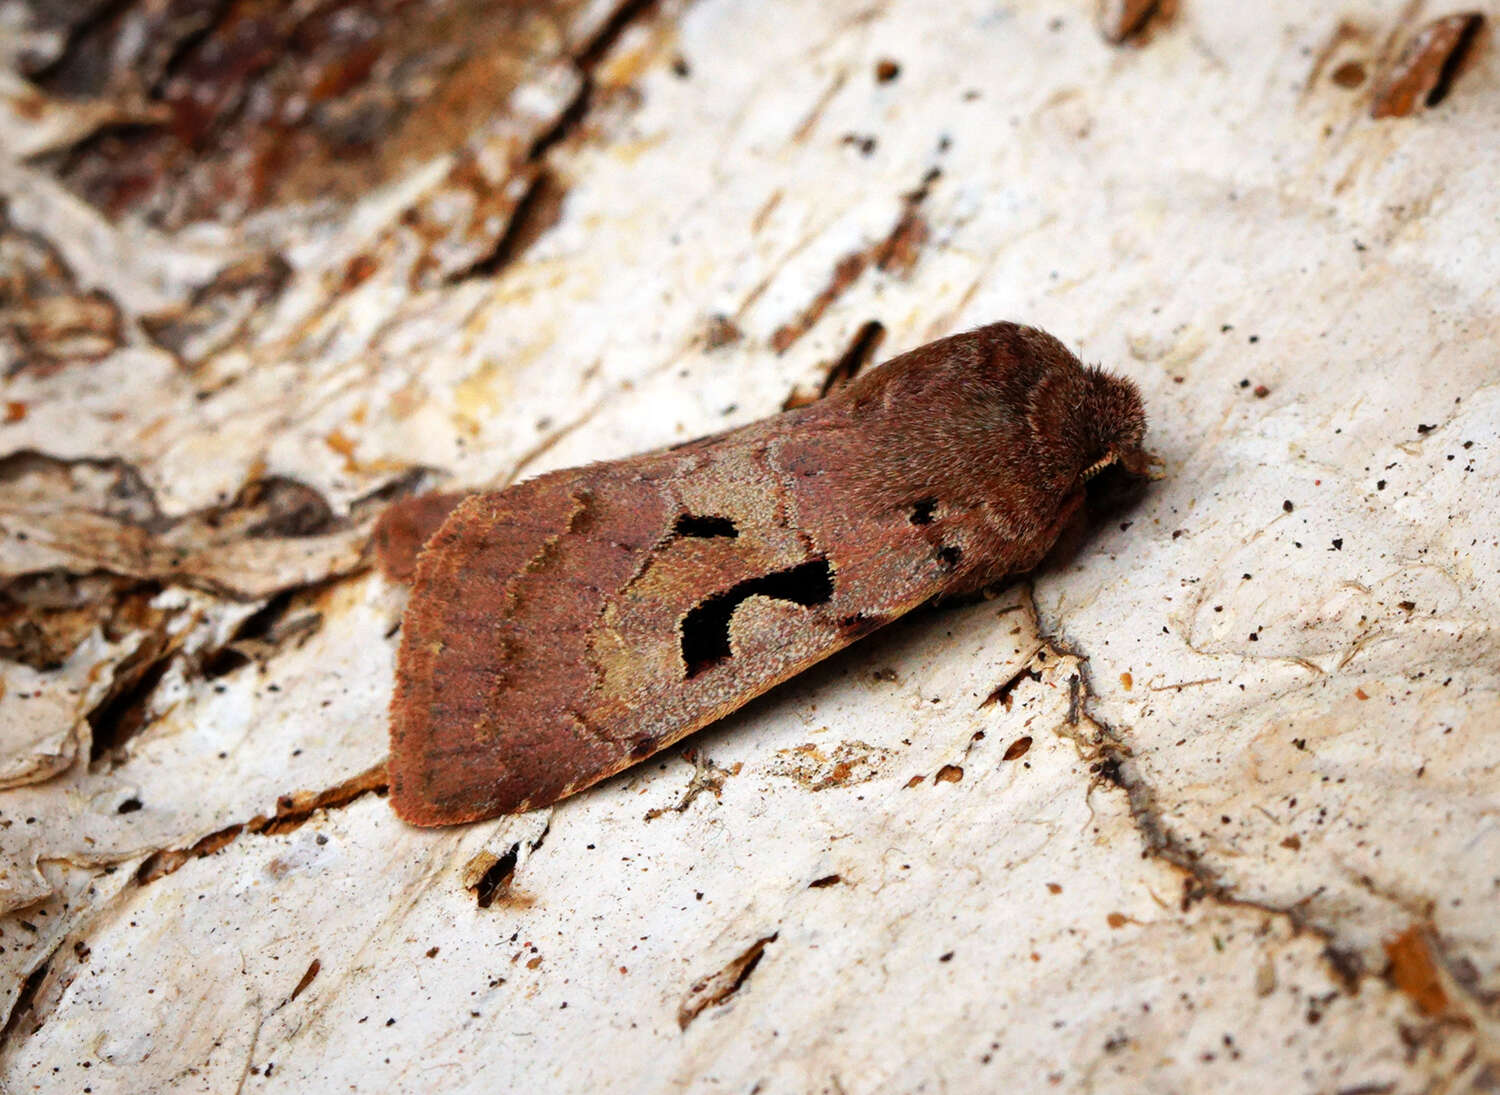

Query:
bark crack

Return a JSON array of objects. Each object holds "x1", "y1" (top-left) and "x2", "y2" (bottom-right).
[
  {"x1": 451, "y1": 0, "x2": 671, "y2": 282},
  {"x1": 1027, "y1": 607, "x2": 1500, "y2": 1065},
  {"x1": 677, "y1": 932, "x2": 778, "y2": 1030}
]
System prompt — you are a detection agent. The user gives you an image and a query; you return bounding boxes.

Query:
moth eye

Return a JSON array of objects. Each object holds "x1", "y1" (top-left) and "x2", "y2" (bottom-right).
[
  {"x1": 672, "y1": 513, "x2": 739, "y2": 539},
  {"x1": 908, "y1": 497, "x2": 938, "y2": 525},
  {"x1": 680, "y1": 558, "x2": 834, "y2": 678}
]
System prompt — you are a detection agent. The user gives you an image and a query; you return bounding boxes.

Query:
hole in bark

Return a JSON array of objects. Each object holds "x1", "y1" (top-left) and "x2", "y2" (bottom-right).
[
  {"x1": 88, "y1": 639, "x2": 174, "y2": 765},
  {"x1": 680, "y1": 559, "x2": 834, "y2": 678},
  {"x1": 672, "y1": 513, "x2": 738, "y2": 539},
  {"x1": 461, "y1": 167, "x2": 569, "y2": 279},
  {"x1": 1, "y1": 958, "x2": 50, "y2": 1042},
  {"x1": 980, "y1": 668, "x2": 1042, "y2": 710},
  {"x1": 820, "y1": 319, "x2": 885, "y2": 397},
  {"x1": 201, "y1": 590, "x2": 295, "y2": 678},
  {"x1": 1331, "y1": 60, "x2": 1366, "y2": 88},
  {"x1": 1003, "y1": 736, "x2": 1034, "y2": 761},
  {"x1": 677, "y1": 933, "x2": 779, "y2": 1030},
  {"x1": 1424, "y1": 15, "x2": 1482, "y2": 108},
  {"x1": 474, "y1": 843, "x2": 521, "y2": 909}
]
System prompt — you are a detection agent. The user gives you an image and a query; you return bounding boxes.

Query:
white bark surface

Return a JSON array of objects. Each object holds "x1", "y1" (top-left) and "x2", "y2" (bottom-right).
[{"x1": 1, "y1": 0, "x2": 1496, "y2": 1091}]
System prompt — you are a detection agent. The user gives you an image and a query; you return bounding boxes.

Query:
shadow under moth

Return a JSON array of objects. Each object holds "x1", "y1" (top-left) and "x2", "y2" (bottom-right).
[{"x1": 375, "y1": 322, "x2": 1148, "y2": 826}]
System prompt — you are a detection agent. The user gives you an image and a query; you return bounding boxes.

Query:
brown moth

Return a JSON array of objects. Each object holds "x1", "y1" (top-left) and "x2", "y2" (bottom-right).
[{"x1": 378, "y1": 322, "x2": 1147, "y2": 826}]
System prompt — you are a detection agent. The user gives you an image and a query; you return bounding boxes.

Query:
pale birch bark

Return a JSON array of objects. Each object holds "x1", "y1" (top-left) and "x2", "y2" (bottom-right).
[{"x1": 1, "y1": 1, "x2": 1496, "y2": 1091}]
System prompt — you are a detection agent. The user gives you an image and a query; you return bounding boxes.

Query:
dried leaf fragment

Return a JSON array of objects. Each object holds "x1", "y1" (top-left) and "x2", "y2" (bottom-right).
[{"x1": 1383, "y1": 925, "x2": 1450, "y2": 1017}]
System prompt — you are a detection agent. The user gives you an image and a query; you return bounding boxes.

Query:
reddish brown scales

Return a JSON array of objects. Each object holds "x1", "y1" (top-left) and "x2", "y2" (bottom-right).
[
  {"x1": 371, "y1": 490, "x2": 468, "y2": 581},
  {"x1": 383, "y1": 322, "x2": 1147, "y2": 826}
]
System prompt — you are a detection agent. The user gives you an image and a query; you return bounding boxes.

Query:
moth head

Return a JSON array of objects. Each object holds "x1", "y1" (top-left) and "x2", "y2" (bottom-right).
[
  {"x1": 1027, "y1": 363, "x2": 1149, "y2": 493},
  {"x1": 850, "y1": 323, "x2": 1151, "y2": 514},
  {"x1": 1080, "y1": 370, "x2": 1149, "y2": 476}
]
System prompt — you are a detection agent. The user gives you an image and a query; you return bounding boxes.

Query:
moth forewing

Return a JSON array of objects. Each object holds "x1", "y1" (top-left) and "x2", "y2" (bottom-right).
[{"x1": 385, "y1": 322, "x2": 1147, "y2": 825}]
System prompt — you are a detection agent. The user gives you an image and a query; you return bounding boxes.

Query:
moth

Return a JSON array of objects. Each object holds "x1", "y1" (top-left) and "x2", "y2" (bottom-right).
[{"x1": 377, "y1": 322, "x2": 1147, "y2": 826}]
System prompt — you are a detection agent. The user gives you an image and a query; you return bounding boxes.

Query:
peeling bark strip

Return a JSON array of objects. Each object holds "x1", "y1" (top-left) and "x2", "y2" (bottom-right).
[
  {"x1": 980, "y1": 664, "x2": 1042, "y2": 710},
  {"x1": 1371, "y1": 13, "x2": 1485, "y2": 118},
  {"x1": 770, "y1": 169, "x2": 940, "y2": 354},
  {"x1": 678, "y1": 933, "x2": 778, "y2": 1030},
  {"x1": 288, "y1": 959, "x2": 321, "y2": 1004},
  {"x1": 0, "y1": 452, "x2": 384, "y2": 600},
  {"x1": 135, "y1": 764, "x2": 388, "y2": 884},
  {"x1": 31, "y1": 0, "x2": 644, "y2": 228},
  {"x1": 379, "y1": 322, "x2": 1150, "y2": 826},
  {"x1": 825, "y1": 321, "x2": 886, "y2": 395},
  {"x1": 1097, "y1": 0, "x2": 1178, "y2": 45},
  {"x1": 785, "y1": 319, "x2": 889, "y2": 411},
  {"x1": 769, "y1": 252, "x2": 869, "y2": 354}
]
